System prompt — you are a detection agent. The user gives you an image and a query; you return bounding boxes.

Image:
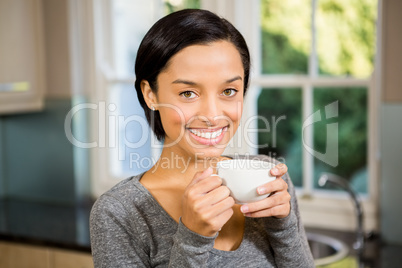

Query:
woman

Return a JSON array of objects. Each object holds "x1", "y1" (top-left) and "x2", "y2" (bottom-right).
[{"x1": 90, "y1": 9, "x2": 314, "y2": 267}]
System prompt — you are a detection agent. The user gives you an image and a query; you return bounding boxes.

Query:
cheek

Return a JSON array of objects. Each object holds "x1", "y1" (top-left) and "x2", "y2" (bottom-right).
[
  {"x1": 158, "y1": 105, "x2": 196, "y2": 131},
  {"x1": 159, "y1": 107, "x2": 185, "y2": 128},
  {"x1": 158, "y1": 101, "x2": 243, "y2": 129},
  {"x1": 224, "y1": 101, "x2": 243, "y2": 124}
]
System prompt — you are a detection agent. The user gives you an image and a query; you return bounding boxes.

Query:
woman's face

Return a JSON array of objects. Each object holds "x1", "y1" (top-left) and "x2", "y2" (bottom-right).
[{"x1": 150, "y1": 41, "x2": 244, "y2": 159}]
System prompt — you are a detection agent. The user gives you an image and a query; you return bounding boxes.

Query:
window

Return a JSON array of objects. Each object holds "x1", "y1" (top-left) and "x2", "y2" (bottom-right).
[
  {"x1": 81, "y1": 0, "x2": 379, "y2": 231},
  {"x1": 253, "y1": 0, "x2": 378, "y2": 230},
  {"x1": 257, "y1": 0, "x2": 376, "y2": 196}
]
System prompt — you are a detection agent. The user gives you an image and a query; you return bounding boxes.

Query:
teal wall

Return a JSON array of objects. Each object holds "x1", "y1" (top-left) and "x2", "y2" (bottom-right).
[
  {"x1": 0, "y1": 98, "x2": 78, "y2": 204},
  {"x1": 0, "y1": 119, "x2": 5, "y2": 198},
  {"x1": 380, "y1": 103, "x2": 402, "y2": 245}
]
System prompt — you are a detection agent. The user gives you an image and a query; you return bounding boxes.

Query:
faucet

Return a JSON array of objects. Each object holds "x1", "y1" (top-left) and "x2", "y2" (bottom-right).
[{"x1": 318, "y1": 173, "x2": 365, "y2": 256}]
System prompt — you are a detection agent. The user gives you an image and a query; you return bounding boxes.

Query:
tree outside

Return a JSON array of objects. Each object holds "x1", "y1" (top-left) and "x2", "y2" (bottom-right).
[{"x1": 258, "y1": 0, "x2": 377, "y2": 193}]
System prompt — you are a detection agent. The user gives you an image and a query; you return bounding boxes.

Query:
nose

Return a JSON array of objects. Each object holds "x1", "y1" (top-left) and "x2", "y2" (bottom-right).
[{"x1": 199, "y1": 95, "x2": 221, "y2": 126}]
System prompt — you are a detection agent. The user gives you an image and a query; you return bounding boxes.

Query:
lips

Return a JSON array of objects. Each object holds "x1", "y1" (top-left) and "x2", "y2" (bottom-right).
[
  {"x1": 189, "y1": 128, "x2": 223, "y2": 139},
  {"x1": 187, "y1": 126, "x2": 228, "y2": 145}
]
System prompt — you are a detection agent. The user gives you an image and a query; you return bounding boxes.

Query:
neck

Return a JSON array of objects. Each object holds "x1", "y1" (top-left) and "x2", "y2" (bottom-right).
[{"x1": 148, "y1": 149, "x2": 223, "y2": 184}]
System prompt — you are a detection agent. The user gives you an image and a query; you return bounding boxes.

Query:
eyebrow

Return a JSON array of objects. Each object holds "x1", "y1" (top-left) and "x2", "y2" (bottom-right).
[{"x1": 172, "y1": 76, "x2": 242, "y2": 85}]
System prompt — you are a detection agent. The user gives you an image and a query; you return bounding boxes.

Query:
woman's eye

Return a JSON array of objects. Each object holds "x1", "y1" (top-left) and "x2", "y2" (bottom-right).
[
  {"x1": 222, "y1": 88, "x2": 237, "y2": 97},
  {"x1": 180, "y1": 91, "x2": 196, "y2": 99}
]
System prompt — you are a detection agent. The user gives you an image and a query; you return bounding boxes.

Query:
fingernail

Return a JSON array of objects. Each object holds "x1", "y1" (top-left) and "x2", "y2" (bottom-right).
[
  {"x1": 240, "y1": 205, "x2": 249, "y2": 213},
  {"x1": 271, "y1": 168, "x2": 279, "y2": 175},
  {"x1": 205, "y1": 167, "x2": 213, "y2": 174},
  {"x1": 257, "y1": 187, "x2": 265, "y2": 195},
  {"x1": 278, "y1": 163, "x2": 285, "y2": 169}
]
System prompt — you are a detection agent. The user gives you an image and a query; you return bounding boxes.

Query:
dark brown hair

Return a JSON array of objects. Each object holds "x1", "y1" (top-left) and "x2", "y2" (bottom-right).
[{"x1": 135, "y1": 9, "x2": 250, "y2": 141}]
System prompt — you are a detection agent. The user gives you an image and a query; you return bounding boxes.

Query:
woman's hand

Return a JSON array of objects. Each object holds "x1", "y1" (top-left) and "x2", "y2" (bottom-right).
[
  {"x1": 181, "y1": 167, "x2": 235, "y2": 237},
  {"x1": 240, "y1": 163, "x2": 291, "y2": 219}
]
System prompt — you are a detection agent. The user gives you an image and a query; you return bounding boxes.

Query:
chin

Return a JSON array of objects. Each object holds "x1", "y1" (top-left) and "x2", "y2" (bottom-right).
[
  {"x1": 194, "y1": 151, "x2": 223, "y2": 160},
  {"x1": 190, "y1": 145, "x2": 228, "y2": 161}
]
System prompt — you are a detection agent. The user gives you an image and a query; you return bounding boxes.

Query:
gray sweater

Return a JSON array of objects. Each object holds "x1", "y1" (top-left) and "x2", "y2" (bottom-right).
[{"x1": 90, "y1": 155, "x2": 315, "y2": 267}]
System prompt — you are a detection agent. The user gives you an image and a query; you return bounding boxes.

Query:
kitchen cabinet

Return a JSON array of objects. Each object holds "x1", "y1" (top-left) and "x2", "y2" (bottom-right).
[
  {"x1": 53, "y1": 248, "x2": 94, "y2": 268},
  {"x1": 0, "y1": 241, "x2": 93, "y2": 268},
  {"x1": 0, "y1": 0, "x2": 46, "y2": 114},
  {"x1": 0, "y1": 241, "x2": 49, "y2": 268},
  {"x1": 382, "y1": 0, "x2": 402, "y2": 102}
]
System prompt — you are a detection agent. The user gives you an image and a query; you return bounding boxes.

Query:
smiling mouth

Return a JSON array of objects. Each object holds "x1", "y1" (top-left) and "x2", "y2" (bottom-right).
[
  {"x1": 188, "y1": 127, "x2": 226, "y2": 139},
  {"x1": 186, "y1": 126, "x2": 228, "y2": 145}
]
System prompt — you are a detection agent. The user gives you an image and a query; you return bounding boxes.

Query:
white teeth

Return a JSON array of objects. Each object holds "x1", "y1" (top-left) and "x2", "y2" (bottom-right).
[{"x1": 189, "y1": 128, "x2": 224, "y2": 139}]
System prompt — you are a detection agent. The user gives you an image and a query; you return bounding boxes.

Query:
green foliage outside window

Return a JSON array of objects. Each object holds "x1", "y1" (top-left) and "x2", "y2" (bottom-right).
[
  {"x1": 260, "y1": 0, "x2": 377, "y2": 77},
  {"x1": 258, "y1": 0, "x2": 377, "y2": 193},
  {"x1": 164, "y1": 0, "x2": 200, "y2": 14}
]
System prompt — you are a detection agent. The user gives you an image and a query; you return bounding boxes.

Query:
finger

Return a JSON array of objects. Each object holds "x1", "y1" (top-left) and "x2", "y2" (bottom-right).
[
  {"x1": 207, "y1": 207, "x2": 234, "y2": 234},
  {"x1": 257, "y1": 177, "x2": 289, "y2": 196},
  {"x1": 240, "y1": 190, "x2": 291, "y2": 214},
  {"x1": 270, "y1": 163, "x2": 288, "y2": 177},
  {"x1": 192, "y1": 174, "x2": 223, "y2": 195},
  {"x1": 214, "y1": 206, "x2": 235, "y2": 225},
  {"x1": 186, "y1": 174, "x2": 223, "y2": 201},
  {"x1": 201, "y1": 196, "x2": 235, "y2": 220},
  {"x1": 198, "y1": 186, "x2": 232, "y2": 208},
  {"x1": 243, "y1": 203, "x2": 290, "y2": 218},
  {"x1": 188, "y1": 167, "x2": 214, "y2": 187}
]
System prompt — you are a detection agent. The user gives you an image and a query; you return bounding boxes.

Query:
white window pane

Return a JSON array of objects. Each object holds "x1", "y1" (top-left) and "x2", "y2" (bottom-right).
[
  {"x1": 109, "y1": 83, "x2": 153, "y2": 176},
  {"x1": 112, "y1": 0, "x2": 161, "y2": 77}
]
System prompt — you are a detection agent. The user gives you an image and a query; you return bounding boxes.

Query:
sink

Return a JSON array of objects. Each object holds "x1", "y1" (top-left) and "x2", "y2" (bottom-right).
[{"x1": 307, "y1": 232, "x2": 349, "y2": 266}]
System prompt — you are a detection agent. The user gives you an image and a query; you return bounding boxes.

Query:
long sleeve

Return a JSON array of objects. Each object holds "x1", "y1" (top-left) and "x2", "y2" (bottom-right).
[
  {"x1": 168, "y1": 219, "x2": 217, "y2": 267},
  {"x1": 262, "y1": 172, "x2": 315, "y2": 268},
  {"x1": 90, "y1": 192, "x2": 218, "y2": 268},
  {"x1": 90, "y1": 194, "x2": 151, "y2": 268}
]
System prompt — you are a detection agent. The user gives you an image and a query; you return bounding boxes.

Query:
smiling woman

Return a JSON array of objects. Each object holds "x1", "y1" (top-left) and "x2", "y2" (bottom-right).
[{"x1": 90, "y1": 9, "x2": 314, "y2": 268}]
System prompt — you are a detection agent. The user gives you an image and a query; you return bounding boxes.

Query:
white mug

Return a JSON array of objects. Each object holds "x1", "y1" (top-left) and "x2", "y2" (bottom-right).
[{"x1": 216, "y1": 159, "x2": 276, "y2": 204}]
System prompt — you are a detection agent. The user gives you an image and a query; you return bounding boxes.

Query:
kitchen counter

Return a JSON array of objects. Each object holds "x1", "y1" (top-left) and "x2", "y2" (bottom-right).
[
  {"x1": 0, "y1": 198, "x2": 92, "y2": 252},
  {"x1": 305, "y1": 227, "x2": 402, "y2": 267},
  {"x1": 1, "y1": 198, "x2": 402, "y2": 267}
]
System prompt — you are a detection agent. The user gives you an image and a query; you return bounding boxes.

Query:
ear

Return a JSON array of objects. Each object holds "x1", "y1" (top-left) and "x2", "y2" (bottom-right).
[{"x1": 141, "y1": 80, "x2": 158, "y2": 110}]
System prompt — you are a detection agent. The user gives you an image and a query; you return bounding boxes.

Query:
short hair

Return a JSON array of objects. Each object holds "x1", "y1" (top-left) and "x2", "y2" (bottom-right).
[{"x1": 134, "y1": 9, "x2": 250, "y2": 141}]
